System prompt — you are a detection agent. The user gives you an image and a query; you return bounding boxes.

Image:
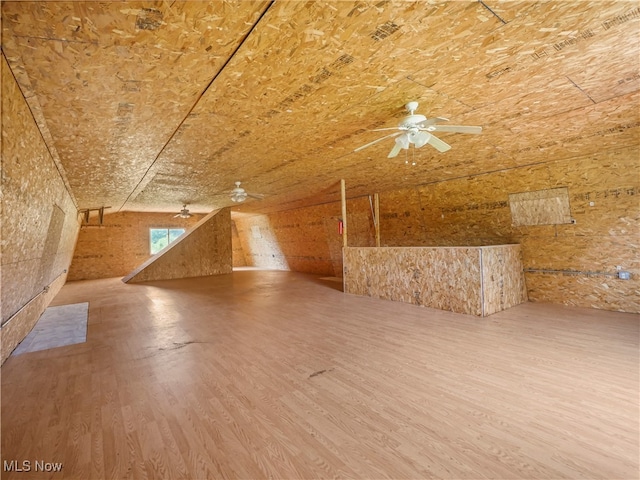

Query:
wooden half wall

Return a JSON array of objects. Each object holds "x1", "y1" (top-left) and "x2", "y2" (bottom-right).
[
  {"x1": 123, "y1": 208, "x2": 232, "y2": 283},
  {"x1": 343, "y1": 245, "x2": 528, "y2": 317}
]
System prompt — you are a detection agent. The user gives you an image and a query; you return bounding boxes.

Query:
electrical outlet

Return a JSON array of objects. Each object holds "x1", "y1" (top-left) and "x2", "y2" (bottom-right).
[{"x1": 618, "y1": 271, "x2": 631, "y2": 280}]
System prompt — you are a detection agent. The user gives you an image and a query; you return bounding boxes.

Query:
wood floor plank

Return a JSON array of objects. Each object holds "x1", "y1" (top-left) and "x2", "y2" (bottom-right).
[{"x1": 1, "y1": 271, "x2": 638, "y2": 479}]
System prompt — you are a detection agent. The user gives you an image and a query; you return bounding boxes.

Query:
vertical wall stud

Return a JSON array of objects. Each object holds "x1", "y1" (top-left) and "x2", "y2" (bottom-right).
[
  {"x1": 374, "y1": 193, "x2": 380, "y2": 247},
  {"x1": 341, "y1": 179, "x2": 347, "y2": 248}
]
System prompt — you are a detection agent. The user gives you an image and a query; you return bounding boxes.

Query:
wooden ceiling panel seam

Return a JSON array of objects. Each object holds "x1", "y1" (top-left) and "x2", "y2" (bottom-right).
[
  {"x1": 119, "y1": 0, "x2": 274, "y2": 212},
  {"x1": 2, "y1": 1, "x2": 638, "y2": 214},
  {"x1": 1, "y1": 50, "x2": 78, "y2": 209}
]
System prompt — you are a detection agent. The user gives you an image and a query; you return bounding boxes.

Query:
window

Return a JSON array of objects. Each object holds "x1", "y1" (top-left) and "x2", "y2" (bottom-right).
[{"x1": 149, "y1": 228, "x2": 185, "y2": 254}]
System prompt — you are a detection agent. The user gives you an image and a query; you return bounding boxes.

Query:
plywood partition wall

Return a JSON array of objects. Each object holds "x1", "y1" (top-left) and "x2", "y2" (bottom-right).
[
  {"x1": 481, "y1": 245, "x2": 530, "y2": 316},
  {"x1": 343, "y1": 245, "x2": 527, "y2": 317},
  {"x1": 68, "y1": 212, "x2": 205, "y2": 281},
  {"x1": 123, "y1": 208, "x2": 232, "y2": 283}
]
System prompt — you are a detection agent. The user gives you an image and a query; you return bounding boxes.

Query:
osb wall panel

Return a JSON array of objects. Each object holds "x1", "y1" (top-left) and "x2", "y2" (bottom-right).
[
  {"x1": 525, "y1": 273, "x2": 637, "y2": 312},
  {"x1": 231, "y1": 221, "x2": 247, "y2": 267},
  {"x1": 344, "y1": 246, "x2": 483, "y2": 316},
  {"x1": 233, "y1": 214, "x2": 291, "y2": 271},
  {"x1": 233, "y1": 196, "x2": 374, "y2": 276},
  {"x1": 124, "y1": 209, "x2": 232, "y2": 283},
  {"x1": 68, "y1": 211, "x2": 204, "y2": 281},
  {"x1": 1, "y1": 54, "x2": 79, "y2": 362},
  {"x1": 509, "y1": 187, "x2": 572, "y2": 226},
  {"x1": 1, "y1": 273, "x2": 66, "y2": 365},
  {"x1": 377, "y1": 146, "x2": 639, "y2": 313},
  {"x1": 481, "y1": 245, "x2": 528, "y2": 316}
]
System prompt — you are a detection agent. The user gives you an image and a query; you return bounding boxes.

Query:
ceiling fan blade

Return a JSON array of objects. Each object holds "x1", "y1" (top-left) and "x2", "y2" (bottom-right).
[
  {"x1": 427, "y1": 134, "x2": 451, "y2": 152},
  {"x1": 418, "y1": 117, "x2": 449, "y2": 127},
  {"x1": 371, "y1": 127, "x2": 402, "y2": 132},
  {"x1": 354, "y1": 132, "x2": 401, "y2": 152},
  {"x1": 387, "y1": 143, "x2": 403, "y2": 158},
  {"x1": 433, "y1": 125, "x2": 482, "y2": 134},
  {"x1": 247, "y1": 193, "x2": 264, "y2": 200}
]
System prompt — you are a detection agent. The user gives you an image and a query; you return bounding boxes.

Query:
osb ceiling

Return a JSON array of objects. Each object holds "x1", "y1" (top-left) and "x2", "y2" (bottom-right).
[{"x1": 2, "y1": 1, "x2": 639, "y2": 215}]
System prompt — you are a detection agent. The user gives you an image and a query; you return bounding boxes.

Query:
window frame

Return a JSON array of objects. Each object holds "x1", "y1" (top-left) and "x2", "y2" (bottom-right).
[{"x1": 149, "y1": 227, "x2": 185, "y2": 254}]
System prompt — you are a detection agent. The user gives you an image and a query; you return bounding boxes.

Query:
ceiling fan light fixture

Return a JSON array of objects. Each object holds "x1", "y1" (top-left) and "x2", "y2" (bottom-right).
[
  {"x1": 230, "y1": 181, "x2": 248, "y2": 202},
  {"x1": 413, "y1": 131, "x2": 431, "y2": 148},
  {"x1": 396, "y1": 133, "x2": 410, "y2": 149},
  {"x1": 228, "y1": 181, "x2": 264, "y2": 203},
  {"x1": 354, "y1": 101, "x2": 481, "y2": 156}
]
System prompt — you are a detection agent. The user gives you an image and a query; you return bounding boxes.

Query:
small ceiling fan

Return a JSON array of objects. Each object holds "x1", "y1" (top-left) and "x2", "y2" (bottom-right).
[
  {"x1": 230, "y1": 181, "x2": 264, "y2": 203},
  {"x1": 354, "y1": 101, "x2": 482, "y2": 157},
  {"x1": 174, "y1": 204, "x2": 192, "y2": 218}
]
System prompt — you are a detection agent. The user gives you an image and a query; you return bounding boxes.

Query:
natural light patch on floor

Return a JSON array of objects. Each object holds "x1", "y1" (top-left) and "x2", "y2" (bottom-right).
[{"x1": 12, "y1": 302, "x2": 88, "y2": 355}]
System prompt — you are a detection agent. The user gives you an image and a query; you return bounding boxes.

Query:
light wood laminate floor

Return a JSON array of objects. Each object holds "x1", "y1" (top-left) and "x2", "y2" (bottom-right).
[{"x1": 2, "y1": 270, "x2": 638, "y2": 479}]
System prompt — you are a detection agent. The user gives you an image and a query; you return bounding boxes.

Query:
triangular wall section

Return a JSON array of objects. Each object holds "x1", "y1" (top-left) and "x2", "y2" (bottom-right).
[{"x1": 123, "y1": 208, "x2": 232, "y2": 283}]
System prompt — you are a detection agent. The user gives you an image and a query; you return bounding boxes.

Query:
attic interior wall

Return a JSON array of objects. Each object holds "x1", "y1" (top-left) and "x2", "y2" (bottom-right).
[
  {"x1": 231, "y1": 144, "x2": 637, "y2": 314},
  {"x1": 60, "y1": 143, "x2": 637, "y2": 313},
  {"x1": 1, "y1": 54, "x2": 80, "y2": 364},
  {"x1": 68, "y1": 212, "x2": 205, "y2": 281},
  {"x1": 231, "y1": 221, "x2": 247, "y2": 268},
  {"x1": 374, "y1": 145, "x2": 638, "y2": 313},
  {"x1": 233, "y1": 196, "x2": 376, "y2": 276},
  {"x1": 124, "y1": 208, "x2": 232, "y2": 284}
]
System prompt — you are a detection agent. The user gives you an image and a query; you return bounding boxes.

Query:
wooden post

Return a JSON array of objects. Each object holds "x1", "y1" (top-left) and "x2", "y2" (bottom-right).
[
  {"x1": 341, "y1": 179, "x2": 347, "y2": 247},
  {"x1": 374, "y1": 193, "x2": 380, "y2": 247}
]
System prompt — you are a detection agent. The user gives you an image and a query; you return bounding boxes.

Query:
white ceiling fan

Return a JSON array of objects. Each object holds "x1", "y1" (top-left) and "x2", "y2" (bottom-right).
[
  {"x1": 174, "y1": 204, "x2": 192, "y2": 218},
  {"x1": 230, "y1": 181, "x2": 264, "y2": 203},
  {"x1": 354, "y1": 101, "x2": 482, "y2": 157}
]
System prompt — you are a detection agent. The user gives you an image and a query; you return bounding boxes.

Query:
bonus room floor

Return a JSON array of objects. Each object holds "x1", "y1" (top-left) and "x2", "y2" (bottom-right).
[{"x1": 2, "y1": 270, "x2": 638, "y2": 479}]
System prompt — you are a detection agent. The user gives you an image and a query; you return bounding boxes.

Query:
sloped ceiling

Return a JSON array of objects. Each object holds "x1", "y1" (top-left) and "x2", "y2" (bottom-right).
[{"x1": 2, "y1": 1, "x2": 639, "y2": 215}]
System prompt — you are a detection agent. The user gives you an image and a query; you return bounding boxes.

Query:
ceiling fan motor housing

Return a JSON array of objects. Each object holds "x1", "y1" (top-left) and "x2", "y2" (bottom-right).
[{"x1": 399, "y1": 114, "x2": 427, "y2": 128}]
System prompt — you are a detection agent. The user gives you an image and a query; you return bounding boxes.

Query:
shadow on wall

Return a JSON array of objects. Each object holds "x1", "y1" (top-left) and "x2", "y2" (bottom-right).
[
  {"x1": 232, "y1": 213, "x2": 289, "y2": 270},
  {"x1": 232, "y1": 196, "x2": 377, "y2": 277}
]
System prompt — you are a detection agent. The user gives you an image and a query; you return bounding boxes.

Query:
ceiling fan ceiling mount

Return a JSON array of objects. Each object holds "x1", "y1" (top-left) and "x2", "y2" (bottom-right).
[{"x1": 405, "y1": 101, "x2": 419, "y2": 114}]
